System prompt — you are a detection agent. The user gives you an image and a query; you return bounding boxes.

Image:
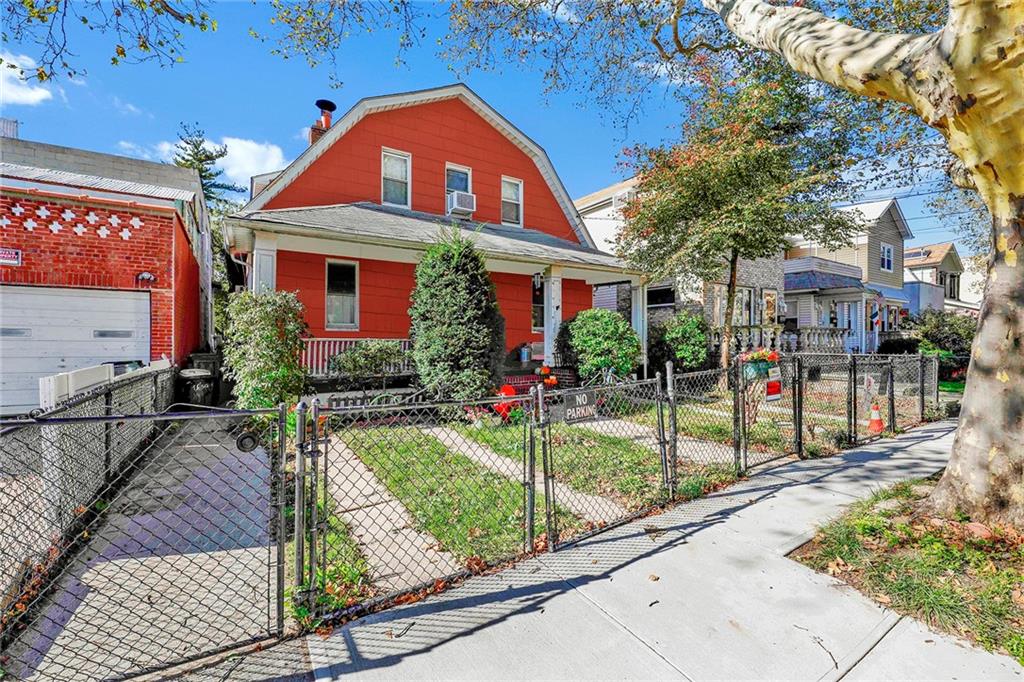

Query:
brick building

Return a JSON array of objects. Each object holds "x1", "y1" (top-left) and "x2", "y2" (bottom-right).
[{"x1": 0, "y1": 138, "x2": 212, "y2": 414}]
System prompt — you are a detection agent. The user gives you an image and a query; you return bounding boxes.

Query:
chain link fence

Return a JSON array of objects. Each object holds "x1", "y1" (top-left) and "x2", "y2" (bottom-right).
[
  {"x1": 0, "y1": 369, "x2": 287, "y2": 681},
  {"x1": 0, "y1": 356, "x2": 943, "y2": 679}
]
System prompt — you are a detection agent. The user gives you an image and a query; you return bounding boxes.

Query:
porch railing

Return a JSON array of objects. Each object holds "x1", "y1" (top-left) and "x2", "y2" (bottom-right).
[
  {"x1": 302, "y1": 338, "x2": 414, "y2": 377},
  {"x1": 780, "y1": 327, "x2": 851, "y2": 353},
  {"x1": 708, "y1": 325, "x2": 785, "y2": 356}
]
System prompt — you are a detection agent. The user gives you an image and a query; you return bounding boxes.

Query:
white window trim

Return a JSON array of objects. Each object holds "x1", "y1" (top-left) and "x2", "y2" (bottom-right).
[
  {"x1": 501, "y1": 176, "x2": 524, "y2": 227},
  {"x1": 325, "y1": 259, "x2": 360, "y2": 331},
  {"x1": 381, "y1": 147, "x2": 412, "y2": 209},
  {"x1": 531, "y1": 279, "x2": 544, "y2": 333},
  {"x1": 445, "y1": 162, "x2": 472, "y2": 195},
  {"x1": 880, "y1": 242, "x2": 894, "y2": 272}
]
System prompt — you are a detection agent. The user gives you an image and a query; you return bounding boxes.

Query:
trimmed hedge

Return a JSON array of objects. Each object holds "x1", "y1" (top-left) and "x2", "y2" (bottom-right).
[
  {"x1": 563, "y1": 309, "x2": 641, "y2": 379},
  {"x1": 409, "y1": 227, "x2": 505, "y2": 400}
]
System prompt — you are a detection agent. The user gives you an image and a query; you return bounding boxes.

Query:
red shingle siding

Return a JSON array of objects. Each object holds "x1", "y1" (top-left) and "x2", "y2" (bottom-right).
[
  {"x1": 265, "y1": 98, "x2": 579, "y2": 244},
  {"x1": 0, "y1": 193, "x2": 199, "y2": 363},
  {"x1": 278, "y1": 250, "x2": 592, "y2": 350}
]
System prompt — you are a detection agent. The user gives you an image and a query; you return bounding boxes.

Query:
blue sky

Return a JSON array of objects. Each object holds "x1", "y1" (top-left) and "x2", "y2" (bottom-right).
[{"x1": 0, "y1": 3, "x2": 971, "y2": 252}]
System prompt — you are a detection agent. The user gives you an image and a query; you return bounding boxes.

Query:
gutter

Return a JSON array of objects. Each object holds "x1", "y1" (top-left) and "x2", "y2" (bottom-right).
[{"x1": 226, "y1": 216, "x2": 641, "y2": 277}]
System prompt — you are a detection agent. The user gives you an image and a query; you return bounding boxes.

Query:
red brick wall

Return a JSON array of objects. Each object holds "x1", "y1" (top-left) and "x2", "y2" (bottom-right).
[
  {"x1": 266, "y1": 98, "x2": 580, "y2": 244},
  {"x1": 277, "y1": 250, "x2": 593, "y2": 350},
  {"x1": 0, "y1": 193, "x2": 198, "y2": 362}
]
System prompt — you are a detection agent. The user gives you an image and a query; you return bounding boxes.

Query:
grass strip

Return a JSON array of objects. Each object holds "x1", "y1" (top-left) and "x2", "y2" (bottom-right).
[{"x1": 794, "y1": 478, "x2": 1024, "y2": 665}]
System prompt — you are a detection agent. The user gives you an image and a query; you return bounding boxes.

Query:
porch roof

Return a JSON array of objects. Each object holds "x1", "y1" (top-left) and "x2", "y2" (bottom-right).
[
  {"x1": 784, "y1": 271, "x2": 864, "y2": 293},
  {"x1": 229, "y1": 202, "x2": 635, "y2": 273}
]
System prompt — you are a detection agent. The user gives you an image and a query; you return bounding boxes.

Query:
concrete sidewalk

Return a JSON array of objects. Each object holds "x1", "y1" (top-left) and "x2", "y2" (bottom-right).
[{"x1": 195, "y1": 420, "x2": 1023, "y2": 681}]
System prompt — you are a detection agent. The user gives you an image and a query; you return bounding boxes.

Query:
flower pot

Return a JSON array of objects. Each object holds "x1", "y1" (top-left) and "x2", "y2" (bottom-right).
[{"x1": 743, "y1": 360, "x2": 774, "y2": 380}]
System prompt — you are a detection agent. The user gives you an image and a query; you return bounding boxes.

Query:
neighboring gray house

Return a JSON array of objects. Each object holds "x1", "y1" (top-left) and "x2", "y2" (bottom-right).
[
  {"x1": 903, "y1": 241, "x2": 980, "y2": 317},
  {"x1": 575, "y1": 178, "x2": 786, "y2": 353}
]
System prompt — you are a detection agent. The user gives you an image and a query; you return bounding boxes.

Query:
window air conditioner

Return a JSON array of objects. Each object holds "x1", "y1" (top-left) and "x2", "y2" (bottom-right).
[{"x1": 446, "y1": 190, "x2": 476, "y2": 217}]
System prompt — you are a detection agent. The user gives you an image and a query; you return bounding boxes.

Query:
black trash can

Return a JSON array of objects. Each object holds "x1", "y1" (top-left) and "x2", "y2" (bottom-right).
[{"x1": 178, "y1": 368, "x2": 214, "y2": 407}]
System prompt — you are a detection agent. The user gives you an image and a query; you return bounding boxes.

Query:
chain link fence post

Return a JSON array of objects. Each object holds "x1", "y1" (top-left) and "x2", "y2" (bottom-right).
[
  {"x1": 307, "y1": 399, "x2": 321, "y2": 611},
  {"x1": 793, "y1": 355, "x2": 803, "y2": 458},
  {"x1": 918, "y1": 352, "x2": 926, "y2": 422},
  {"x1": 847, "y1": 354, "x2": 856, "y2": 445},
  {"x1": 525, "y1": 387, "x2": 537, "y2": 554},
  {"x1": 887, "y1": 358, "x2": 896, "y2": 432},
  {"x1": 103, "y1": 387, "x2": 114, "y2": 485},
  {"x1": 732, "y1": 356, "x2": 743, "y2": 475},
  {"x1": 536, "y1": 382, "x2": 556, "y2": 551},
  {"x1": 275, "y1": 403, "x2": 288, "y2": 635},
  {"x1": 293, "y1": 401, "x2": 307, "y2": 604},
  {"x1": 665, "y1": 361, "x2": 677, "y2": 498},
  {"x1": 654, "y1": 371, "x2": 669, "y2": 499},
  {"x1": 932, "y1": 355, "x2": 940, "y2": 408}
]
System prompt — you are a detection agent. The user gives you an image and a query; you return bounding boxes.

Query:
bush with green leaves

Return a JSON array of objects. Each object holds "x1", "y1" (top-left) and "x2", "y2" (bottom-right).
[
  {"x1": 328, "y1": 340, "x2": 405, "y2": 391},
  {"x1": 409, "y1": 227, "x2": 505, "y2": 400},
  {"x1": 648, "y1": 311, "x2": 709, "y2": 374},
  {"x1": 905, "y1": 309, "x2": 976, "y2": 356},
  {"x1": 223, "y1": 290, "x2": 309, "y2": 408},
  {"x1": 563, "y1": 309, "x2": 641, "y2": 379},
  {"x1": 554, "y1": 316, "x2": 578, "y2": 368}
]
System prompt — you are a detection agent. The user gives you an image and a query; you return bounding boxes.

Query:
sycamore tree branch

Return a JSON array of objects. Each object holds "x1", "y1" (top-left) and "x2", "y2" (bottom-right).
[{"x1": 699, "y1": 0, "x2": 943, "y2": 116}]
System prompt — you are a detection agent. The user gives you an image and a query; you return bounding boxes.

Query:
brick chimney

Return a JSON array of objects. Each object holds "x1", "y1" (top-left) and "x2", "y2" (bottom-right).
[{"x1": 309, "y1": 98, "x2": 337, "y2": 146}]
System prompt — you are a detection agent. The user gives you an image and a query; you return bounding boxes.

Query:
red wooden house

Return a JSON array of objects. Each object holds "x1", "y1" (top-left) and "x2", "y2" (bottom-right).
[{"x1": 225, "y1": 84, "x2": 647, "y2": 376}]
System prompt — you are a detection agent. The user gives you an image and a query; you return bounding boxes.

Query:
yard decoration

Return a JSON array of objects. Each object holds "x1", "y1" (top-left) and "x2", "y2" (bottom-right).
[
  {"x1": 493, "y1": 384, "x2": 518, "y2": 422},
  {"x1": 740, "y1": 348, "x2": 779, "y2": 380}
]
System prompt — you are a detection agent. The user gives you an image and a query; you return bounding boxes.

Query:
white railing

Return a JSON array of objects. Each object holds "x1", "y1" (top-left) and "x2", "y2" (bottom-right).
[
  {"x1": 302, "y1": 338, "x2": 414, "y2": 377},
  {"x1": 778, "y1": 327, "x2": 851, "y2": 353}
]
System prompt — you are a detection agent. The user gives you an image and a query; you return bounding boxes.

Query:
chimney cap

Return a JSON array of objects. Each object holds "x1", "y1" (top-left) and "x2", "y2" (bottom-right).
[{"x1": 315, "y1": 99, "x2": 337, "y2": 113}]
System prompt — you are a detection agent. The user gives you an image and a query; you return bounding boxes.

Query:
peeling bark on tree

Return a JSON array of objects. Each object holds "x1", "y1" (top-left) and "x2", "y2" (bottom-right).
[{"x1": 703, "y1": 0, "x2": 1024, "y2": 523}]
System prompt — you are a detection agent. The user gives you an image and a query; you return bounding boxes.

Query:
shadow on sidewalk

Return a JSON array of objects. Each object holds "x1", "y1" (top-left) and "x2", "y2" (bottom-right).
[{"x1": 189, "y1": 422, "x2": 955, "y2": 681}]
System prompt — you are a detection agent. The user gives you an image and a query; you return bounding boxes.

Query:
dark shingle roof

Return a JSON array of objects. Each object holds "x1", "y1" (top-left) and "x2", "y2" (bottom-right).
[
  {"x1": 231, "y1": 202, "x2": 630, "y2": 272},
  {"x1": 784, "y1": 271, "x2": 864, "y2": 292}
]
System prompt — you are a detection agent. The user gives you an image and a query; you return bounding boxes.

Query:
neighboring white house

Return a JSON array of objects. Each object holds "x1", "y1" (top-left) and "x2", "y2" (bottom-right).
[
  {"x1": 574, "y1": 178, "x2": 786, "y2": 354},
  {"x1": 903, "y1": 241, "x2": 981, "y2": 317},
  {"x1": 783, "y1": 198, "x2": 913, "y2": 353}
]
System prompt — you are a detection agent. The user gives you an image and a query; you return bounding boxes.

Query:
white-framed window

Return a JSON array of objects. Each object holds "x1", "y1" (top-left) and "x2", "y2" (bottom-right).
[
  {"x1": 326, "y1": 260, "x2": 358, "y2": 330},
  {"x1": 880, "y1": 242, "x2": 894, "y2": 272},
  {"x1": 445, "y1": 163, "x2": 471, "y2": 196},
  {"x1": 711, "y1": 284, "x2": 753, "y2": 326},
  {"x1": 501, "y1": 176, "x2": 523, "y2": 227},
  {"x1": 532, "y1": 279, "x2": 544, "y2": 332},
  {"x1": 381, "y1": 148, "x2": 411, "y2": 208}
]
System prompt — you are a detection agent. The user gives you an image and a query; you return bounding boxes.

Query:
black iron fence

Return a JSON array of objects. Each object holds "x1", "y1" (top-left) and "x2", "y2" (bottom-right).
[{"x1": 0, "y1": 355, "x2": 942, "y2": 679}]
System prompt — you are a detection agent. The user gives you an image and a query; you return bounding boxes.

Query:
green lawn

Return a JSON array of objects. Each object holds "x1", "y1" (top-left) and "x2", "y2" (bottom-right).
[
  {"x1": 795, "y1": 478, "x2": 1024, "y2": 665},
  {"x1": 455, "y1": 422, "x2": 736, "y2": 510},
  {"x1": 631, "y1": 403, "x2": 793, "y2": 455},
  {"x1": 939, "y1": 379, "x2": 966, "y2": 394},
  {"x1": 342, "y1": 427, "x2": 576, "y2": 563}
]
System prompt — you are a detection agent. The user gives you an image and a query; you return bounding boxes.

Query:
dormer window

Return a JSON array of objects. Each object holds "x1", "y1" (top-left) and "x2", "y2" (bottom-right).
[
  {"x1": 382, "y1": 149, "x2": 411, "y2": 208},
  {"x1": 502, "y1": 177, "x2": 523, "y2": 227}
]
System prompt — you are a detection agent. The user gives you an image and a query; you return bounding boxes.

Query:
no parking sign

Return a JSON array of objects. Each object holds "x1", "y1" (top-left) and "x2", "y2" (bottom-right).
[{"x1": 766, "y1": 366, "x2": 783, "y2": 403}]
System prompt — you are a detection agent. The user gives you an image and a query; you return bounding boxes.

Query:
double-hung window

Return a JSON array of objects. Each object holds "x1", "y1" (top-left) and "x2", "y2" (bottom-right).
[
  {"x1": 446, "y1": 164, "x2": 471, "y2": 196},
  {"x1": 326, "y1": 261, "x2": 358, "y2": 330},
  {"x1": 501, "y1": 177, "x2": 523, "y2": 226},
  {"x1": 880, "y1": 243, "x2": 894, "y2": 272},
  {"x1": 382, "y1": 149, "x2": 411, "y2": 208}
]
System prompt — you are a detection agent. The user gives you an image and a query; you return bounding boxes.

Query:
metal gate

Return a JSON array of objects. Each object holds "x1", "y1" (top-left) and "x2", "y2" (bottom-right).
[{"x1": 0, "y1": 407, "x2": 286, "y2": 681}]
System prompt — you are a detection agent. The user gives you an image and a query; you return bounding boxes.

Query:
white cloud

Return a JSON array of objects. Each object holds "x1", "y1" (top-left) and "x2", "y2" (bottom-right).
[
  {"x1": 218, "y1": 137, "x2": 287, "y2": 188},
  {"x1": 294, "y1": 126, "x2": 311, "y2": 143},
  {"x1": 115, "y1": 140, "x2": 175, "y2": 162},
  {"x1": 0, "y1": 52, "x2": 54, "y2": 106},
  {"x1": 112, "y1": 96, "x2": 145, "y2": 116}
]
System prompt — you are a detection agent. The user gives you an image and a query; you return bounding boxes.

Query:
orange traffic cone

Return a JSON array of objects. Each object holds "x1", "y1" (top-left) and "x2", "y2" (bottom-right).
[{"x1": 868, "y1": 402, "x2": 885, "y2": 435}]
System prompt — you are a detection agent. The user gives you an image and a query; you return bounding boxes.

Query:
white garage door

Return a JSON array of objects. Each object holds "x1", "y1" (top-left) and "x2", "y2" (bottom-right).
[{"x1": 0, "y1": 286, "x2": 151, "y2": 416}]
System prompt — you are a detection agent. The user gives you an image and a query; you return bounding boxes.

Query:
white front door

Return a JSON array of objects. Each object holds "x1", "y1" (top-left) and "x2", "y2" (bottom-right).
[{"x1": 0, "y1": 286, "x2": 151, "y2": 415}]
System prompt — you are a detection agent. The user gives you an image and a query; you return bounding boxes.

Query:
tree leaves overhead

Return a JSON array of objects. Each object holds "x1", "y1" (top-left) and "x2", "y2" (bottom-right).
[{"x1": 617, "y1": 68, "x2": 861, "y2": 284}]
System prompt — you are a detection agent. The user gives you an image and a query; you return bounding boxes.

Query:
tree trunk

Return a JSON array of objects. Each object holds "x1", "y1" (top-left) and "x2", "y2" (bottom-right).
[
  {"x1": 926, "y1": 201, "x2": 1024, "y2": 527},
  {"x1": 719, "y1": 249, "x2": 740, "y2": 369}
]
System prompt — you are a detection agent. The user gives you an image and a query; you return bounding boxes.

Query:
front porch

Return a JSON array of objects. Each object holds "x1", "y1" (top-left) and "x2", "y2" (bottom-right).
[{"x1": 227, "y1": 203, "x2": 647, "y2": 378}]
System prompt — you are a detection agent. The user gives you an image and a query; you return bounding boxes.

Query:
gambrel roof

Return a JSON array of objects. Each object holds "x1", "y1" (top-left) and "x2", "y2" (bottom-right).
[{"x1": 242, "y1": 83, "x2": 596, "y2": 249}]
